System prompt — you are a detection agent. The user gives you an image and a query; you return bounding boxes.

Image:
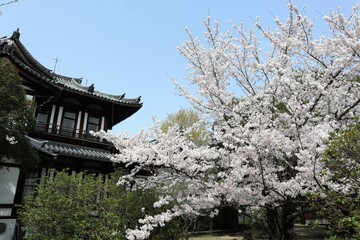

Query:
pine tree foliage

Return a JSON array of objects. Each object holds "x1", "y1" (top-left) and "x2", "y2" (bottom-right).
[{"x1": 0, "y1": 58, "x2": 38, "y2": 166}]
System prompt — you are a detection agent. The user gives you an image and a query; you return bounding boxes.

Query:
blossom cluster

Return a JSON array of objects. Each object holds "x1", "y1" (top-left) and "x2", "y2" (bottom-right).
[{"x1": 5, "y1": 135, "x2": 17, "y2": 145}]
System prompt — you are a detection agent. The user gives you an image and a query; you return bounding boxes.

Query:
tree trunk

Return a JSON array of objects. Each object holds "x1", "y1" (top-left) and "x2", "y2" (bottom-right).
[
  {"x1": 282, "y1": 214, "x2": 295, "y2": 240},
  {"x1": 266, "y1": 207, "x2": 281, "y2": 240},
  {"x1": 265, "y1": 204, "x2": 295, "y2": 240}
]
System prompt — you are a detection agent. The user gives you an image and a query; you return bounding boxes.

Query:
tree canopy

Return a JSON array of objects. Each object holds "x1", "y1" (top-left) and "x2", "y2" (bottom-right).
[
  {"x1": 94, "y1": 4, "x2": 360, "y2": 240},
  {"x1": 0, "y1": 58, "x2": 38, "y2": 166},
  {"x1": 160, "y1": 109, "x2": 209, "y2": 146}
]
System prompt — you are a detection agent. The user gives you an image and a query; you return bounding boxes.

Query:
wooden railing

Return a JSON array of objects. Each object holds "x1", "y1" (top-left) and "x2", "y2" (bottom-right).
[{"x1": 34, "y1": 122, "x2": 104, "y2": 143}]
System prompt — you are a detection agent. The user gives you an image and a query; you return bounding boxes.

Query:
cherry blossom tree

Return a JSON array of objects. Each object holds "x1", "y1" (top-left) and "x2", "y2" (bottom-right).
[
  {"x1": 95, "y1": 4, "x2": 360, "y2": 240},
  {"x1": 0, "y1": 0, "x2": 17, "y2": 15}
]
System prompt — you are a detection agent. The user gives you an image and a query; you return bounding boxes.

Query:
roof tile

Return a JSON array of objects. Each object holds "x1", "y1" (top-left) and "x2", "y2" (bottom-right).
[{"x1": 28, "y1": 137, "x2": 112, "y2": 162}]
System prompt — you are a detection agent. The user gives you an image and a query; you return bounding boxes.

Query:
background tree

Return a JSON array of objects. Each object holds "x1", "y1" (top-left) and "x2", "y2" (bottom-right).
[
  {"x1": 95, "y1": 4, "x2": 360, "y2": 240},
  {"x1": 310, "y1": 123, "x2": 360, "y2": 239},
  {"x1": 160, "y1": 109, "x2": 209, "y2": 146},
  {"x1": 0, "y1": 58, "x2": 38, "y2": 166}
]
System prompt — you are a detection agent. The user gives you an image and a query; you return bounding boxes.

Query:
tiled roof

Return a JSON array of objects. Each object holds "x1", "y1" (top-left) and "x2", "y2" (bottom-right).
[
  {"x1": 53, "y1": 75, "x2": 141, "y2": 105},
  {"x1": 0, "y1": 33, "x2": 142, "y2": 106},
  {"x1": 28, "y1": 137, "x2": 113, "y2": 162}
]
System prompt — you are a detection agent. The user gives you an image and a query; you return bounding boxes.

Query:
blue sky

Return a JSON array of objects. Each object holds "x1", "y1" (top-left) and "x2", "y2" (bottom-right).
[{"x1": 1, "y1": 0, "x2": 358, "y2": 135}]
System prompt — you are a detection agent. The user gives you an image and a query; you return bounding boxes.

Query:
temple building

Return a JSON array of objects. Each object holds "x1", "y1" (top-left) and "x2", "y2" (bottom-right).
[{"x1": 0, "y1": 29, "x2": 142, "y2": 239}]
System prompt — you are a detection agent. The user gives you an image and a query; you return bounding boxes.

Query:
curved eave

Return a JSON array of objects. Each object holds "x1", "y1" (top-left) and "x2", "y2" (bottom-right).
[
  {"x1": 58, "y1": 83, "x2": 143, "y2": 107},
  {"x1": 0, "y1": 53, "x2": 61, "y2": 93},
  {"x1": 11, "y1": 37, "x2": 54, "y2": 78},
  {"x1": 111, "y1": 103, "x2": 142, "y2": 128},
  {"x1": 9, "y1": 55, "x2": 55, "y2": 84}
]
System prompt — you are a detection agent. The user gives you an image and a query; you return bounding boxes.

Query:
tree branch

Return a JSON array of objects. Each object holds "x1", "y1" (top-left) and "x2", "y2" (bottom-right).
[{"x1": 0, "y1": 0, "x2": 17, "y2": 8}]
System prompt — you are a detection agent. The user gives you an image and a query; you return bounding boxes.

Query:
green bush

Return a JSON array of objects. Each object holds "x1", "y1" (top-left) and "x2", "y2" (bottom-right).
[{"x1": 19, "y1": 169, "x2": 186, "y2": 240}]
